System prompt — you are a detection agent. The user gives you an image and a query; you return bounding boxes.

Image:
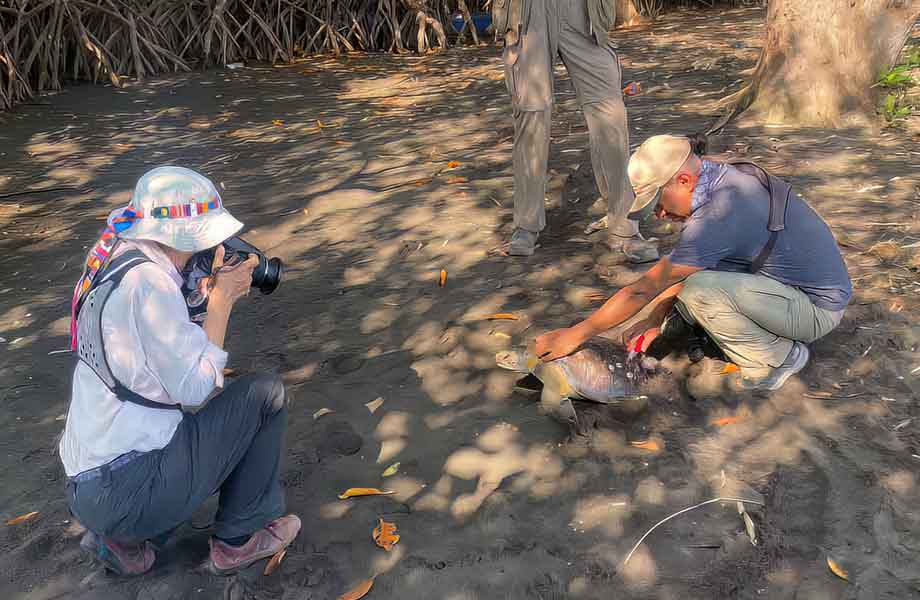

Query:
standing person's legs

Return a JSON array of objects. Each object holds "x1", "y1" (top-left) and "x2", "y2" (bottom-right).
[
  {"x1": 676, "y1": 271, "x2": 844, "y2": 388},
  {"x1": 69, "y1": 373, "x2": 299, "y2": 575},
  {"x1": 505, "y1": 0, "x2": 555, "y2": 255},
  {"x1": 557, "y1": 0, "x2": 658, "y2": 263}
]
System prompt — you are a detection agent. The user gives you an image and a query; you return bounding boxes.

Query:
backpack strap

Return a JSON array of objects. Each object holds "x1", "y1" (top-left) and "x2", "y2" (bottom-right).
[
  {"x1": 75, "y1": 249, "x2": 182, "y2": 412},
  {"x1": 729, "y1": 161, "x2": 792, "y2": 274}
]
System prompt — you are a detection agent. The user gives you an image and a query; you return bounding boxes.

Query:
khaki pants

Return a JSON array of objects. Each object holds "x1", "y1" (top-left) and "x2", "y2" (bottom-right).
[
  {"x1": 676, "y1": 271, "x2": 845, "y2": 376},
  {"x1": 503, "y1": 0, "x2": 637, "y2": 239}
]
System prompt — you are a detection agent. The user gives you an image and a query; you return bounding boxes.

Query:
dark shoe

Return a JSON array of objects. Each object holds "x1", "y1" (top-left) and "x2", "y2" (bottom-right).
[
  {"x1": 81, "y1": 531, "x2": 156, "y2": 576},
  {"x1": 508, "y1": 228, "x2": 538, "y2": 256},
  {"x1": 736, "y1": 342, "x2": 810, "y2": 391},
  {"x1": 208, "y1": 514, "x2": 302, "y2": 576}
]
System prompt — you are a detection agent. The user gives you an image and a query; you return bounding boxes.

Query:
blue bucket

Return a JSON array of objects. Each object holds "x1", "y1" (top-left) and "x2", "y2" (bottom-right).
[{"x1": 451, "y1": 13, "x2": 492, "y2": 34}]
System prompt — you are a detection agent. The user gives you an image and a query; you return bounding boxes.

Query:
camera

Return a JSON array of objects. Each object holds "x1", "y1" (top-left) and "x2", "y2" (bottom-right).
[
  {"x1": 182, "y1": 237, "x2": 283, "y2": 322},
  {"x1": 214, "y1": 236, "x2": 283, "y2": 295}
]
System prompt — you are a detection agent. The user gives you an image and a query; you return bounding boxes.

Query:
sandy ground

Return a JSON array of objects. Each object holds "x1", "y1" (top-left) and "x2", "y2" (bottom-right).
[{"x1": 1, "y1": 7, "x2": 919, "y2": 600}]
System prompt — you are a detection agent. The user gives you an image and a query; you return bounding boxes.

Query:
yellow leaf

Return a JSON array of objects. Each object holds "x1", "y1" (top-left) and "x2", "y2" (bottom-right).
[
  {"x1": 485, "y1": 312, "x2": 519, "y2": 321},
  {"x1": 382, "y1": 462, "x2": 400, "y2": 477},
  {"x1": 447, "y1": 161, "x2": 461, "y2": 169},
  {"x1": 491, "y1": 331, "x2": 511, "y2": 339},
  {"x1": 719, "y1": 363, "x2": 740, "y2": 375},
  {"x1": 313, "y1": 408, "x2": 334, "y2": 420},
  {"x1": 711, "y1": 415, "x2": 743, "y2": 426},
  {"x1": 339, "y1": 577, "x2": 375, "y2": 600},
  {"x1": 439, "y1": 269, "x2": 447, "y2": 287},
  {"x1": 6, "y1": 511, "x2": 39, "y2": 526},
  {"x1": 316, "y1": 119, "x2": 327, "y2": 129},
  {"x1": 272, "y1": 119, "x2": 284, "y2": 126},
  {"x1": 263, "y1": 548, "x2": 287, "y2": 575},
  {"x1": 338, "y1": 488, "x2": 395, "y2": 500},
  {"x1": 372, "y1": 518, "x2": 400, "y2": 551},
  {"x1": 630, "y1": 440, "x2": 661, "y2": 452},
  {"x1": 826, "y1": 556, "x2": 849, "y2": 581}
]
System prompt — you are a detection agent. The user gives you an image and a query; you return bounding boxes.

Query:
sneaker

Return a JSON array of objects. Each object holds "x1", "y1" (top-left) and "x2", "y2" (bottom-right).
[
  {"x1": 81, "y1": 531, "x2": 156, "y2": 576},
  {"x1": 584, "y1": 214, "x2": 608, "y2": 235},
  {"x1": 208, "y1": 514, "x2": 301, "y2": 576},
  {"x1": 737, "y1": 342, "x2": 810, "y2": 391},
  {"x1": 508, "y1": 228, "x2": 539, "y2": 256},
  {"x1": 594, "y1": 233, "x2": 659, "y2": 266}
]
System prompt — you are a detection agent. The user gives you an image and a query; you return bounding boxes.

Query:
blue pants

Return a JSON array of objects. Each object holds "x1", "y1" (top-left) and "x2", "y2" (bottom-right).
[{"x1": 66, "y1": 374, "x2": 288, "y2": 542}]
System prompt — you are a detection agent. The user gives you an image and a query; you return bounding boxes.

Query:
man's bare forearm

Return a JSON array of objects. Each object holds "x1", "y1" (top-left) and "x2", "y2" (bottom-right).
[{"x1": 574, "y1": 283, "x2": 658, "y2": 339}]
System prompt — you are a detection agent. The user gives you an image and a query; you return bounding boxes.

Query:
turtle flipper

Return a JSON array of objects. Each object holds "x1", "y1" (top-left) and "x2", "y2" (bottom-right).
[{"x1": 540, "y1": 386, "x2": 578, "y2": 428}]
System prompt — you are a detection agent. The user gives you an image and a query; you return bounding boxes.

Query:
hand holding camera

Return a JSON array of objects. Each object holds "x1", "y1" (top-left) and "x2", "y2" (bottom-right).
[{"x1": 209, "y1": 245, "x2": 260, "y2": 306}]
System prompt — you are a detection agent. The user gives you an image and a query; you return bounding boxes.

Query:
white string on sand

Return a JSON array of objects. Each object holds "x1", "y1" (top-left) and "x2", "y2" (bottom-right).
[{"x1": 622, "y1": 496, "x2": 765, "y2": 566}]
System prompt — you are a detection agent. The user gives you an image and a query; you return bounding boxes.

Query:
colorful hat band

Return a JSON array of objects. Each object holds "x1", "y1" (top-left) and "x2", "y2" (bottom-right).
[{"x1": 144, "y1": 197, "x2": 222, "y2": 219}]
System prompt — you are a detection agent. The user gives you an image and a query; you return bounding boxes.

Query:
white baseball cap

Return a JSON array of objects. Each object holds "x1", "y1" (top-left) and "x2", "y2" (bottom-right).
[{"x1": 627, "y1": 135, "x2": 693, "y2": 220}]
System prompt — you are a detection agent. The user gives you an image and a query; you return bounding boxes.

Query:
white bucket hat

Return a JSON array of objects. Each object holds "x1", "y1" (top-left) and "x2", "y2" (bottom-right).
[{"x1": 116, "y1": 166, "x2": 243, "y2": 252}]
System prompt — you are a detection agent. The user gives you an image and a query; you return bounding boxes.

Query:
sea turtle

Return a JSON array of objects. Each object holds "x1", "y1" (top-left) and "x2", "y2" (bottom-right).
[{"x1": 496, "y1": 337, "x2": 652, "y2": 429}]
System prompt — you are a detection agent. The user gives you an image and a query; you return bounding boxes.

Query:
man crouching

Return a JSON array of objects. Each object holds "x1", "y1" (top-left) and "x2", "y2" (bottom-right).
[
  {"x1": 61, "y1": 166, "x2": 299, "y2": 576},
  {"x1": 536, "y1": 134, "x2": 852, "y2": 391}
]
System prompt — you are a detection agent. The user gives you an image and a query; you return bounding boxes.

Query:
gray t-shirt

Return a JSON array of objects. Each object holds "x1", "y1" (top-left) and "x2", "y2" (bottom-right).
[{"x1": 669, "y1": 164, "x2": 852, "y2": 312}]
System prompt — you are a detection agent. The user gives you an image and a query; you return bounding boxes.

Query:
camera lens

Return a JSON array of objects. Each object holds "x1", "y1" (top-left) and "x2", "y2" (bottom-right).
[{"x1": 252, "y1": 256, "x2": 283, "y2": 294}]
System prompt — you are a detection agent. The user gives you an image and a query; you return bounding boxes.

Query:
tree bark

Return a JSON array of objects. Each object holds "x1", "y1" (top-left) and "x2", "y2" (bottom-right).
[
  {"x1": 713, "y1": 0, "x2": 920, "y2": 130},
  {"x1": 614, "y1": 0, "x2": 641, "y2": 27}
]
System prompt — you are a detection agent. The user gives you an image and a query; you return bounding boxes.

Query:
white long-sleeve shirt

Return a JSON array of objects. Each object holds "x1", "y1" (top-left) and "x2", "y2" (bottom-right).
[{"x1": 60, "y1": 240, "x2": 227, "y2": 476}]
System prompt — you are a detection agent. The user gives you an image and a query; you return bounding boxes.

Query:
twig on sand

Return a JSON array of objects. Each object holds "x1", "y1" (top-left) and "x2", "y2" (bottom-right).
[{"x1": 623, "y1": 496, "x2": 765, "y2": 566}]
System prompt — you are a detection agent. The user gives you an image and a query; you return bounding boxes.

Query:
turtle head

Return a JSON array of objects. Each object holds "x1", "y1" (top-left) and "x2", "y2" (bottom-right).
[{"x1": 495, "y1": 347, "x2": 529, "y2": 372}]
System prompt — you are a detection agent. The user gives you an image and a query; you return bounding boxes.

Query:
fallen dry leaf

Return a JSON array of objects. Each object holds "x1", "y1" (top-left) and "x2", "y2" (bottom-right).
[
  {"x1": 316, "y1": 119, "x2": 328, "y2": 129},
  {"x1": 339, "y1": 577, "x2": 375, "y2": 600},
  {"x1": 263, "y1": 548, "x2": 287, "y2": 575},
  {"x1": 373, "y1": 518, "x2": 400, "y2": 551},
  {"x1": 711, "y1": 414, "x2": 743, "y2": 426},
  {"x1": 447, "y1": 161, "x2": 461, "y2": 169},
  {"x1": 630, "y1": 440, "x2": 661, "y2": 452},
  {"x1": 381, "y1": 462, "x2": 400, "y2": 477},
  {"x1": 439, "y1": 269, "x2": 447, "y2": 287},
  {"x1": 272, "y1": 119, "x2": 284, "y2": 126},
  {"x1": 485, "y1": 312, "x2": 519, "y2": 321},
  {"x1": 719, "y1": 363, "x2": 740, "y2": 375},
  {"x1": 446, "y1": 176, "x2": 467, "y2": 184},
  {"x1": 313, "y1": 408, "x2": 334, "y2": 420},
  {"x1": 338, "y1": 487, "x2": 396, "y2": 500},
  {"x1": 365, "y1": 397, "x2": 384, "y2": 414},
  {"x1": 742, "y1": 511, "x2": 757, "y2": 546},
  {"x1": 6, "y1": 511, "x2": 39, "y2": 526},
  {"x1": 827, "y1": 556, "x2": 849, "y2": 581},
  {"x1": 491, "y1": 331, "x2": 511, "y2": 339}
]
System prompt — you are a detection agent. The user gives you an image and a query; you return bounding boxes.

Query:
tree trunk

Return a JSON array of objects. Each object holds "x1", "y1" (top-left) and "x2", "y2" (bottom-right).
[
  {"x1": 713, "y1": 0, "x2": 920, "y2": 130},
  {"x1": 614, "y1": 0, "x2": 640, "y2": 27}
]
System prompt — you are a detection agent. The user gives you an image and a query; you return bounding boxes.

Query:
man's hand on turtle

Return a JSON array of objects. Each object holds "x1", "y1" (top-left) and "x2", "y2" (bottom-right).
[{"x1": 535, "y1": 327, "x2": 584, "y2": 363}]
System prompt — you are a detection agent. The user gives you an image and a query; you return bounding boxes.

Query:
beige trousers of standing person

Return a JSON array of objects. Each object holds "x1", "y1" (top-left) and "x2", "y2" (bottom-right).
[
  {"x1": 503, "y1": 0, "x2": 638, "y2": 239},
  {"x1": 676, "y1": 271, "x2": 845, "y2": 377}
]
